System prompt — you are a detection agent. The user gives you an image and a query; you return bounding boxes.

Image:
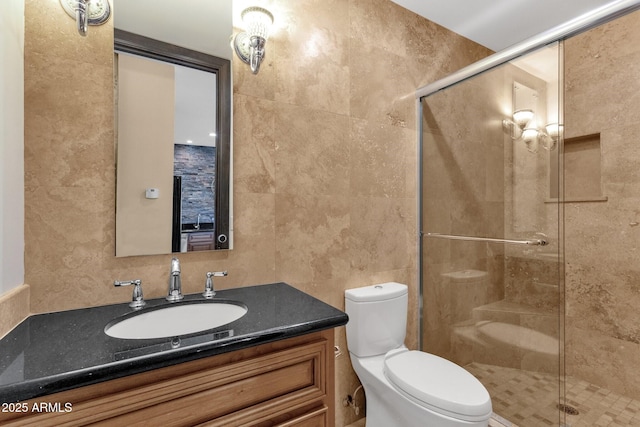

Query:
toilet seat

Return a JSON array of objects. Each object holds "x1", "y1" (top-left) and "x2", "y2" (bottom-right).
[{"x1": 384, "y1": 350, "x2": 492, "y2": 422}]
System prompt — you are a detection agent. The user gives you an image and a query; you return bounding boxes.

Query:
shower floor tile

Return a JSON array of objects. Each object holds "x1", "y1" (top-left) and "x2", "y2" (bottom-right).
[{"x1": 467, "y1": 363, "x2": 640, "y2": 427}]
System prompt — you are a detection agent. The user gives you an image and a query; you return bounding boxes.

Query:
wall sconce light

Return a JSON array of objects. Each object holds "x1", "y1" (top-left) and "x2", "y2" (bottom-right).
[
  {"x1": 503, "y1": 109, "x2": 560, "y2": 152},
  {"x1": 541, "y1": 122, "x2": 563, "y2": 151},
  {"x1": 60, "y1": 0, "x2": 111, "y2": 37},
  {"x1": 233, "y1": 7, "x2": 274, "y2": 74},
  {"x1": 522, "y1": 128, "x2": 540, "y2": 153},
  {"x1": 513, "y1": 109, "x2": 534, "y2": 129},
  {"x1": 503, "y1": 109, "x2": 534, "y2": 140}
]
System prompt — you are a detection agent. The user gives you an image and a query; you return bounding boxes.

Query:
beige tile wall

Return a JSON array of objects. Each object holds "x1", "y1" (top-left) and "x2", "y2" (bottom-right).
[
  {"x1": 564, "y1": 9, "x2": 640, "y2": 399},
  {"x1": 21, "y1": 0, "x2": 489, "y2": 425}
]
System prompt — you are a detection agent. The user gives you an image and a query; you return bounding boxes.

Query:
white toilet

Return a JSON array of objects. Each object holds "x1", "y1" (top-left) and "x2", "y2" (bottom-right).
[{"x1": 345, "y1": 282, "x2": 492, "y2": 427}]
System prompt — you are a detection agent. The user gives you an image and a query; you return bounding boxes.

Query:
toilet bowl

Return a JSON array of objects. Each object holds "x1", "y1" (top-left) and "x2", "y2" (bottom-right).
[{"x1": 345, "y1": 282, "x2": 492, "y2": 427}]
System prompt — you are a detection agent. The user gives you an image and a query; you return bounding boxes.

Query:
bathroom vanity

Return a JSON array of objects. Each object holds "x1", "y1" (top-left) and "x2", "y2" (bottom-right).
[{"x1": 0, "y1": 283, "x2": 348, "y2": 426}]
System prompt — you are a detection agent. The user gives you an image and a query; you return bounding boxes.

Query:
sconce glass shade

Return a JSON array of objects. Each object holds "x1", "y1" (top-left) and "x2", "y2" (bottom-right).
[
  {"x1": 540, "y1": 123, "x2": 562, "y2": 151},
  {"x1": 242, "y1": 7, "x2": 274, "y2": 41},
  {"x1": 234, "y1": 7, "x2": 274, "y2": 74},
  {"x1": 512, "y1": 109, "x2": 534, "y2": 129},
  {"x1": 540, "y1": 133, "x2": 557, "y2": 151},
  {"x1": 545, "y1": 123, "x2": 563, "y2": 140},
  {"x1": 522, "y1": 128, "x2": 539, "y2": 153}
]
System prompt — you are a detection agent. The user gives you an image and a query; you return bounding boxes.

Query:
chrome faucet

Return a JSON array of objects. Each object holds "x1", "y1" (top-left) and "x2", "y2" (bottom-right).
[
  {"x1": 166, "y1": 257, "x2": 184, "y2": 302},
  {"x1": 114, "y1": 279, "x2": 145, "y2": 309},
  {"x1": 203, "y1": 271, "x2": 228, "y2": 298}
]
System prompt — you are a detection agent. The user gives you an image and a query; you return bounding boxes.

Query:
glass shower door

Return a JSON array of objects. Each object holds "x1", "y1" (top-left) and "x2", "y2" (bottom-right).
[{"x1": 419, "y1": 43, "x2": 564, "y2": 426}]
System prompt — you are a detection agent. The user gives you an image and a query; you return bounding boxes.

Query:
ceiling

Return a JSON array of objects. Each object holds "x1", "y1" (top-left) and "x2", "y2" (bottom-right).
[
  {"x1": 114, "y1": 0, "x2": 232, "y2": 59},
  {"x1": 391, "y1": 0, "x2": 617, "y2": 51},
  {"x1": 114, "y1": 0, "x2": 618, "y2": 57}
]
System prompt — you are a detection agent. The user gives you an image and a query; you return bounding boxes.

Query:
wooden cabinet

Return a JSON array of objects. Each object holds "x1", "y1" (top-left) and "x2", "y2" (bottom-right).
[{"x1": 1, "y1": 330, "x2": 335, "y2": 427}]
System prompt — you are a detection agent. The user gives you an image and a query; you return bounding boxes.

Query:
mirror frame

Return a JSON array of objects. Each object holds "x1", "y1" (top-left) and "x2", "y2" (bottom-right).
[{"x1": 114, "y1": 29, "x2": 231, "y2": 250}]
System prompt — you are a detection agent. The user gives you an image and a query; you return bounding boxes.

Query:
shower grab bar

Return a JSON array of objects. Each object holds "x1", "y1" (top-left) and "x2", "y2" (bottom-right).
[{"x1": 425, "y1": 233, "x2": 548, "y2": 246}]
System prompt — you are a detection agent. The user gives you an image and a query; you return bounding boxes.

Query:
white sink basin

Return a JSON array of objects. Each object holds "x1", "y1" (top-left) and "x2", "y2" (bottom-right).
[{"x1": 105, "y1": 301, "x2": 248, "y2": 340}]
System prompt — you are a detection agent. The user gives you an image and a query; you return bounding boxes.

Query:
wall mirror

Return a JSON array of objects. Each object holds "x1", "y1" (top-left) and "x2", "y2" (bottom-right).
[{"x1": 114, "y1": 1, "x2": 232, "y2": 257}]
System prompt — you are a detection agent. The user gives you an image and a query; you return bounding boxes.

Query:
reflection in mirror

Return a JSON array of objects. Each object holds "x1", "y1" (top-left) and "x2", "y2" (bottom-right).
[
  {"x1": 507, "y1": 44, "x2": 560, "y2": 234},
  {"x1": 114, "y1": 30, "x2": 231, "y2": 257}
]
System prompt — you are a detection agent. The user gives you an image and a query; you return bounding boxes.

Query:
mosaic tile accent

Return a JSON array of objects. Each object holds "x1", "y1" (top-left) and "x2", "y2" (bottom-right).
[{"x1": 468, "y1": 363, "x2": 640, "y2": 427}]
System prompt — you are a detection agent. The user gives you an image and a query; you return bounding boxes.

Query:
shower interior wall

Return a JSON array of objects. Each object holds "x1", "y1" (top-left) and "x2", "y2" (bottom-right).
[{"x1": 564, "y1": 9, "x2": 640, "y2": 399}]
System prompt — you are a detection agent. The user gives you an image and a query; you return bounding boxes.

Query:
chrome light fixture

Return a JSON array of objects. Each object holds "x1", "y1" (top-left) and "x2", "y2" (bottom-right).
[
  {"x1": 512, "y1": 109, "x2": 535, "y2": 129},
  {"x1": 233, "y1": 6, "x2": 274, "y2": 74},
  {"x1": 541, "y1": 122, "x2": 563, "y2": 151},
  {"x1": 503, "y1": 109, "x2": 560, "y2": 152},
  {"x1": 521, "y1": 127, "x2": 540, "y2": 153},
  {"x1": 503, "y1": 109, "x2": 534, "y2": 140},
  {"x1": 60, "y1": 0, "x2": 111, "y2": 37}
]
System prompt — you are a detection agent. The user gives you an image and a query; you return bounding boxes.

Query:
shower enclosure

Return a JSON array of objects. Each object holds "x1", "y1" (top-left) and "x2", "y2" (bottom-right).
[
  {"x1": 420, "y1": 43, "x2": 564, "y2": 426},
  {"x1": 418, "y1": 2, "x2": 640, "y2": 426}
]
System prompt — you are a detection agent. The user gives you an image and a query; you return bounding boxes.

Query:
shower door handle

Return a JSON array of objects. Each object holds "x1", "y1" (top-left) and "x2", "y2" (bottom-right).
[{"x1": 425, "y1": 233, "x2": 548, "y2": 246}]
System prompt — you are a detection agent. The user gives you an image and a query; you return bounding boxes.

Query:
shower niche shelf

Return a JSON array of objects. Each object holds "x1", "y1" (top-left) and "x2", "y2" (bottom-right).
[{"x1": 548, "y1": 133, "x2": 607, "y2": 203}]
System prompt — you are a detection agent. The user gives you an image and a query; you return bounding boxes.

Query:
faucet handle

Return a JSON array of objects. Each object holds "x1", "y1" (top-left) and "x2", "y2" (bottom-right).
[
  {"x1": 203, "y1": 271, "x2": 228, "y2": 299},
  {"x1": 114, "y1": 279, "x2": 146, "y2": 309}
]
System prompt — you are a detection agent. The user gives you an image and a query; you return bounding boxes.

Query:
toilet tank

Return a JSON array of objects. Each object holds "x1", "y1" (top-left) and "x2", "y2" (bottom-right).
[{"x1": 345, "y1": 282, "x2": 408, "y2": 357}]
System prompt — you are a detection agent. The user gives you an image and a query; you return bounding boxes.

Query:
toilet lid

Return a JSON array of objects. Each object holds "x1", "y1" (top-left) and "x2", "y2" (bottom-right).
[{"x1": 384, "y1": 350, "x2": 492, "y2": 422}]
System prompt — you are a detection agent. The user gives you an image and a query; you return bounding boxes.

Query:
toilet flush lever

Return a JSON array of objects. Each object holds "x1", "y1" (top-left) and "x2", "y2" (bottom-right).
[
  {"x1": 203, "y1": 271, "x2": 228, "y2": 299},
  {"x1": 114, "y1": 279, "x2": 146, "y2": 309}
]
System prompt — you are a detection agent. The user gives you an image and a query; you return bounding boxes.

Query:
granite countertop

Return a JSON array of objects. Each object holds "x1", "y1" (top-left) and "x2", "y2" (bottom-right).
[{"x1": 0, "y1": 282, "x2": 348, "y2": 403}]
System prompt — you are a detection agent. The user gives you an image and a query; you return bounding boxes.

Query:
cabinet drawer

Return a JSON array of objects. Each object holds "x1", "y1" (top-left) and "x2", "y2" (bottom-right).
[{"x1": 107, "y1": 342, "x2": 326, "y2": 426}]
